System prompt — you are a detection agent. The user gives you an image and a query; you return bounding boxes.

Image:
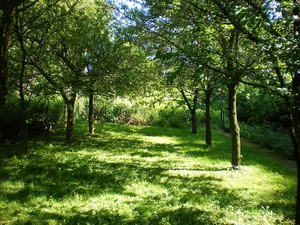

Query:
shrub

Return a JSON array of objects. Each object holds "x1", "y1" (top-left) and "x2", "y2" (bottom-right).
[
  {"x1": 152, "y1": 105, "x2": 190, "y2": 128},
  {"x1": 130, "y1": 104, "x2": 158, "y2": 125},
  {"x1": 239, "y1": 122, "x2": 294, "y2": 158},
  {"x1": 82, "y1": 97, "x2": 192, "y2": 128},
  {"x1": 27, "y1": 96, "x2": 65, "y2": 127},
  {"x1": 0, "y1": 94, "x2": 65, "y2": 140},
  {"x1": 0, "y1": 95, "x2": 20, "y2": 139},
  {"x1": 101, "y1": 99, "x2": 134, "y2": 124}
]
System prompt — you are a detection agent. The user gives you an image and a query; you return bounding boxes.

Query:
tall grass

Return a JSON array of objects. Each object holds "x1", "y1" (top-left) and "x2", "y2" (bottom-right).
[{"x1": 0, "y1": 123, "x2": 297, "y2": 224}]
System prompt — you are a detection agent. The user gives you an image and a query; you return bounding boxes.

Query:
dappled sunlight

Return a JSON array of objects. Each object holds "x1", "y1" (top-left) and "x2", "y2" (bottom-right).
[
  {"x1": 0, "y1": 124, "x2": 297, "y2": 224},
  {"x1": 142, "y1": 136, "x2": 178, "y2": 145},
  {"x1": 124, "y1": 181, "x2": 169, "y2": 199},
  {"x1": 164, "y1": 168, "x2": 232, "y2": 178}
]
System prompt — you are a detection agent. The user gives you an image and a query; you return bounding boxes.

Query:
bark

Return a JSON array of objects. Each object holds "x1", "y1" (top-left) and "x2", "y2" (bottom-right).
[
  {"x1": 292, "y1": 2, "x2": 300, "y2": 223},
  {"x1": 225, "y1": 28, "x2": 241, "y2": 169},
  {"x1": 88, "y1": 90, "x2": 94, "y2": 134},
  {"x1": 0, "y1": 6, "x2": 13, "y2": 109},
  {"x1": 205, "y1": 88, "x2": 213, "y2": 146},
  {"x1": 220, "y1": 109, "x2": 225, "y2": 130},
  {"x1": 291, "y1": 66, "x2": 300, "y2": 225},
  {"x1": 228, "y1": 81, "x2": 241, "y2": 168},
  {"x1": 290, "y1": 108, "x2": 300, "y2": 224},
  {"x1": 19, "y1": 81, "x2": 29, "y2": 155},
  {"x1": 65, "y1": 95, "x2": 76, "y2": 143},
  {"x1": 292, "y1": 91, "x2": 300, "y2": 225},
  {"x1": 192, "y1": 90, "x2": 199, "y2": 134},
  {"x1": 191, "y1": 109, "x2": 197, "y2": 134},
  {"x1": 180, "y1": 89, "x2": 199, "y2": 134},
  {"x1": 0, "y1": 0, "x2": 30, "y2": 109},
  {"x1": 15, "y1": 14, "x2": 29, "y2": 155}
]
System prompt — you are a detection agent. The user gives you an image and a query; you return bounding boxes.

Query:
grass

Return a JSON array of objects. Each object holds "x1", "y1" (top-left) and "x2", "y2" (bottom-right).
[{"x1": 0, "y1": 123, "x2": 297, "y2": 224}]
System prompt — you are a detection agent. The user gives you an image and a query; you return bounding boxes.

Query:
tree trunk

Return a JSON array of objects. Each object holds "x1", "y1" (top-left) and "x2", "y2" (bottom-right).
[
  {"x1": 191, "y1": 109, "x2": 197, "y2": 134},
  {"x1": 296, "y1": 149, "x2": 300, "y2": 225},
  {"x1": 228, "y1": 82, "x2": 241, "y2": 169},
  {"x1": 220, "y1": 109, "x2": 225, "y2": 130},
  {"x1": 19, "y1": 52, "x2": 29, "y2": 154},
  {"x1": 192, "y1": 89, "x2": 199, "y2": 134},
  {"x1": 205, "y1": 88, "x2": 213, "y2": 146},
  {"x1": 65, "y1": 96, "x2": 76, "y2": 143},
  {"x1": 15, "y1": 11, "x2": 30, "y2": 155},
  {"x1": 292, "y1": 1, "x2": 300, "y2": 223},
  {"x1": 0, "y1": 12, "x2": 12, "y2": 110},
  {"x1": 88, "y1": 90, "x2": 94, "y2": 134},
  {"x1": 19, "y1": 86, "x2": 29, "y2": 155},
  {"x1": 290, "y1": 109, "x2": 300, "y2": 224},
  {"x1": 297, "y1": 165, "x2": 300, "y2": 225},
  {"x1": 180, "y1": 89, "x2": 199, "y2": 134},
  {"x1": 19, "y1": 55, "x2": 29, "y2": 155},
  {"x1": 0, "y1": 0, "x2": 27, "y2": 109}
]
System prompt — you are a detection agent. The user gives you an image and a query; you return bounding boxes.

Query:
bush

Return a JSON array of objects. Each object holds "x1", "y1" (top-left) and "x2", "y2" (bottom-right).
[
  {"x1": 82, "y1": 97, "x2": 192, "y2": 128},
  {"x1": 0, "y1": 94, "x2": 65, "y2": 140},
  {"x1": 130, "y1": 104, "x2": 158, "y2": 125},
  {"x1": 152, "y1": 105, "x2": 190, "y2": 128},
  {"x1": 27, "y1": 96, "x2": 65, "y2": 127},
  {"x1": 0, "y1": 95, "x2": 20, "y2": 139},
  {"x1": 100, "y1": 99, "x2": 134, "y2": 124},
  {"x1": 239, "y1": 122, "x2": 294, "y2": 158}
]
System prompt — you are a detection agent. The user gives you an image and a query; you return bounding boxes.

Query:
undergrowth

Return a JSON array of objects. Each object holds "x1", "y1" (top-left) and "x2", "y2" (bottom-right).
[{"x1": 239, "y1": 123, "x2": 294, "y2": 158}]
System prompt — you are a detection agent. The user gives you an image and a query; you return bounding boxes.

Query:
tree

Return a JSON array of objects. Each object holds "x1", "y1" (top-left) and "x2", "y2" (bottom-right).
[
  {"x1": 170, "y1": 64, "x2": 201, "y2": 134},
  {"x1": 27, "y1": 0, "x2": 94, "y2": 142},
  {"x1": 223, "y1": 27, "x2": 243, "y2": 168},
  {"x1": 210, "y1": 0, "x2": 300, "y2": 222},
  {"x1": 0, "y1": 0, "x2": 49, "y2": 110},
  {"x1": 14, "y1": 11, "x2": 31, "y2": 155},
  {"x1": 123, "y1": 0, "x2": 223, "y2": 144},
  {"x1": 4, "y1": 0, "x2": 64, "y2": 152}
]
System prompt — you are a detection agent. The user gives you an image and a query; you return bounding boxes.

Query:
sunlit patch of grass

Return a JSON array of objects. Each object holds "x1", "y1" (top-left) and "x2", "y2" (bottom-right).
[
  {"x1": 142, "y1": 136, "x2": 178, "y2": 144},
  {"x1": 0, "y1": 123, "x2": 297, "y2": 224}
]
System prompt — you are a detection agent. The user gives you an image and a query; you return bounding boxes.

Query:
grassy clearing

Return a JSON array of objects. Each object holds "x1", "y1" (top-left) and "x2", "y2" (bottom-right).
[{"x1": 0, "y1": 123, "x2": 297, "y2": 224}]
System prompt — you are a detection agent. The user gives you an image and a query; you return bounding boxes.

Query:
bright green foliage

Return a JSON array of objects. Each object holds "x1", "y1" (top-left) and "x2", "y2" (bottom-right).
[
  {"x1": 0, "y1": 124, "x2": 296, "y2": 224},
  {"x1": 81, "y1": 96, "x2": 192, "y2": 127}
]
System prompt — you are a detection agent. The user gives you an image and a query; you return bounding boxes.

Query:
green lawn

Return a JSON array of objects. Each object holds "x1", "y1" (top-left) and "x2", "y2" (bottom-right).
[{"x1": 0, "y1": 123, "x2": 297, "y2": 224}]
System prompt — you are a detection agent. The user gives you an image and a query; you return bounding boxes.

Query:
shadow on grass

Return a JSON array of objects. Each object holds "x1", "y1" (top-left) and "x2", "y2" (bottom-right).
[
  {"x1": 0, "y1": 123, "x2": 297, "y2": 224},
  {"x1": 10, "y1": 169, "x2": 236, "y2": 224}
]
